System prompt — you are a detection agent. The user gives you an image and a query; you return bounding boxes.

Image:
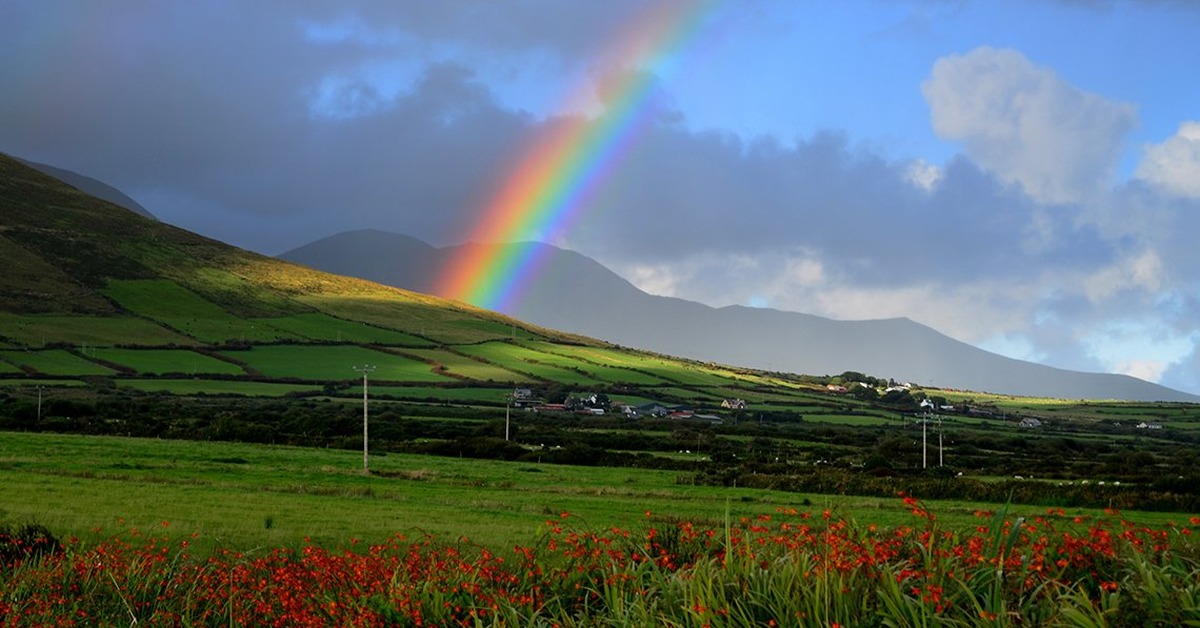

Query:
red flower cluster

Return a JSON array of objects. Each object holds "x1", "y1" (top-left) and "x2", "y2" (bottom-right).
[{"x1": 1, "y1": 498, "x2": 1197, "y2": 626}]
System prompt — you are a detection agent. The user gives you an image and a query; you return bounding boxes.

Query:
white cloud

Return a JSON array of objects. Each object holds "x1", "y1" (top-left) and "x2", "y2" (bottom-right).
[
  {"x1": 904, "y1": 158, "x2": 943, "y2": 192},
  {"x1": 1136, "y1": 121, "x2": 1200, "y2": 198},
  {"x1": 621, "y1": 263, "x2": 682, "y2": 297},
  {"x1": 1116, "y1": 359, "x2": 1168, "y2": 383},
  {"x1": 1082, "y1": 250, "x2": 1163, "y2": 302},
  {"x1": 922, "y1": 46, "x2": 1136, "y2": 204},
  {"x1": 1083, "y1": 320, "x2": 1195, "y2": 384}
]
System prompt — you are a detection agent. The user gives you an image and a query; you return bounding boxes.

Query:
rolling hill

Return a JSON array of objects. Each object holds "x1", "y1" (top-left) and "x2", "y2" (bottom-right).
[
  {"x1": 283, "y1": 230, "x2": 1200, "y2": 403},
  {"x1": 0, "y1": 152, "x2": 812, "y2": 406}
]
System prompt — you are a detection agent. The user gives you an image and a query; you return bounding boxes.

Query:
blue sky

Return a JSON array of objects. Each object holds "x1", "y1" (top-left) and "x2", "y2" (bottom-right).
[{"x1": 1, "y1": 0, "x2": 1198, "y2": 395}]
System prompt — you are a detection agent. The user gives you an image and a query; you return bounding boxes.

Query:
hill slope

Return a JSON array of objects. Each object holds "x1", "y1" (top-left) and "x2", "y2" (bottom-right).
[
  {"x1": 0, "y1": 153, "x2": 577, "y2": 346},
  {"x1": 283, "y1": 230, "x2": 1199, "y2": 402},
  {"x1": 0, "y1": 153, "x2": 800, "y2": 405},
  {"x1": 15, "y1": 157, "x2": 156, "y2": 220}
]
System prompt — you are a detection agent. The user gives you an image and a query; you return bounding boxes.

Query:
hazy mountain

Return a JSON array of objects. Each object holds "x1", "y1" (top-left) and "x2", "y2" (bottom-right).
[
  {"x1": 283, "y1": 230, "x2": 1200, "y2": 402},
  {"x1": 14, "y1": 156, "x2": 156, "y2": 220}
]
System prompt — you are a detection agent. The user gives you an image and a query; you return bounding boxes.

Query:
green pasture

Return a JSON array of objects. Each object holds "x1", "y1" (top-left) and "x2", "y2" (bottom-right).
[
  {"x1": 390, "y1": 347, "x2": 533, "y2": 383},
  {"x1": 0, "y1": 349, "x2": 117, "y2": 376},
  {"x1": 365, "y1": 386, "x2": 515, "y2": 404},
  {"x1": 0, "y1": 379, "x2": 87, "y2": 388},
  {"x1": 223, "y1": 345, "x2": 455, "y2": 383},
  {"x1": 716, "y1": 386, "x2": 833, "y2": 405},
  {"x1": 518, "y1": 343, "x2": 677, "y2": 385},
  {"x1": 802, "y1": 413, "x2": 897, "y2": 426},
  {"x1": 91, "y1": 348, "x2": 246, "y2": 376},
  {"x1": 256, "y1": 313, "x2": 430, "y2": 345},
  {"x1": 0, "y1": 312, "x2": 195, "y2": 347},
  {"x1": 462, "y1": 342, "x2": 640, "y2": 384},
  {"x1": 117, "y1": 379, "x2": 319, "y2": 397},
  {"x1": 104, "y1": 279, "x2": 298, "y2": 344},
  {"x1": 0, "y1": 431, "x2": 1184, "y2": 555},
  {"x1": 294, "y1": 292, "x2": 532, "y2": 346},
  {"x1": 530, "y1": 342, "x2": 759, "y2": 388},
  {"x1": 650, "y1": 386, "x2": 724, "y2": 404},
  {"x1": 455, "y1": 342, "x2": 603, "y2": 386},
  {"x1": 0, "y1": 360, "x2": 23, "y2": 374}
]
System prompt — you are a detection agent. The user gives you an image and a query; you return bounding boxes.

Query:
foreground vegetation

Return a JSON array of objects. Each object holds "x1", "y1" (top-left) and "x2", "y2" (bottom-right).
[{"x1": 3, "y1": 495, "x2": 1198, "y2": 626}]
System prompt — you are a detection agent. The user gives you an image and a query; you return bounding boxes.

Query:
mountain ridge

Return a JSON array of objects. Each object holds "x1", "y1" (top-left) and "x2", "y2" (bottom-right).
[
  {"x1": 282, "y1": 229, "x2": 1200, "y2": 403},
  {"x1": 14, "y1": 156, "x2": 156, "y2": 220}
]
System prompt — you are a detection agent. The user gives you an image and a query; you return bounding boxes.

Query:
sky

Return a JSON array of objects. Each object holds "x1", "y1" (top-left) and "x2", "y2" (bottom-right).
[{"x1": 1, "y1": 1, "x2": 1199, "y2": 394}]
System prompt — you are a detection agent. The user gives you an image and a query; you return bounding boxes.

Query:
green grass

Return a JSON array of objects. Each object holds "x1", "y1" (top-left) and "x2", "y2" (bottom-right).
[
  {"x1": 391, "y1": 347, "x2": 534, "y2": 383},
  {"x1": 0, "y1": 379, "x2": 88, "y2": 388},
  {"x1": 91, "y1": 348, "x2": 246, "y2": 376},
  {"x1": 524, "y1": 342, "x2": 753, "y2": 387},
  {"x1": 0, "y1": 312, "x2": 196, "y2": 347},
  {"x1": 651, "y1": 386, "x2": 723, "y2": 403},
  {"x1": 104, "y1": 279, "x2": 299, "y2": 344},
  {"x1": 0, "y1": 360, "x2": 24, "y2": 374},
  {"x1": 116, "y1": 379, "x2": 318, "y2": 397},
  {"x1": 455, "y1": 342, "x2": 604, "y2": 385},
  {"x1": 0, "y1": 431, "x2": 1185, "y2": 555},
  {"x1": 508, "y1": 342, "x2": 676, "y2": 385},
  {"x1": 365, "y1": 386, "x2": 516, "y2": 403},
  {"x1": 222, "y1": 345, "x2": 456, "y2": 383},
  {"x1": 0, "y1": 349, "x2": 117, "y2": 376},
  {"x1": 802, "y1": 413, "x2": 896, "y2": 426},
  {"x1": 255, "y1": 313, "x2": 431, "y2": 345}
]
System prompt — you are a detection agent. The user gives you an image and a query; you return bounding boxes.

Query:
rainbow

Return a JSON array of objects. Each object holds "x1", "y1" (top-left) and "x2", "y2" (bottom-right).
[{"x1": 436, "y1": 1, "x2": 718, "y2": 311}]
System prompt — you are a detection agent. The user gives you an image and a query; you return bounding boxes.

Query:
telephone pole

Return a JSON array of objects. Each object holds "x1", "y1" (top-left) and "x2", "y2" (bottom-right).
[
  {"x1": 922, "y1": 411, "x2": 928, "y2": 469},
  {"x1": 353, "y1": 365, "x2": 376, "y2": 474},
  {"x1": 505, "y1": 393, "x2": 512, "y2": 441}
]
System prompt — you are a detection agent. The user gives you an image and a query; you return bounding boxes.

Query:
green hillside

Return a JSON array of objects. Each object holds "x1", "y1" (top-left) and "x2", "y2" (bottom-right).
[
  {"x1": 0, "y1": 152, "x2": 816, "y2": 396},
  {"x1": 3, "y1": 152, "x2": 1200, "y2": 513}
]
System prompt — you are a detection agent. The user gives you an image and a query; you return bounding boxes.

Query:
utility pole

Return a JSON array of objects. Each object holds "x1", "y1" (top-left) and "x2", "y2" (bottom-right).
[
  {"x1": 505, "y1": 392, "x2": 511, "y2": 441},
  {"x1": 922, "y1": 411, "x2": 928, "y2": 469},
  {"x1": 938, "y1": 414, "x2": 944, "y2": 467},
  {"x1": 353, "y1": 365, "x2": 376, "y2": 474},
  {"x1": 37, "y1": 385, "x2": 42, "y2": 422}
]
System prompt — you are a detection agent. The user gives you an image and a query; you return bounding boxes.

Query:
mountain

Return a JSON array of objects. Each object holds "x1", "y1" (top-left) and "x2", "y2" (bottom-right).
[
  {"x1": 282, "y1": 230, "x2": 1200, "y2": 403},
  {"x1": 15, "y1": 156, "x2": 156, "y2": 220}
]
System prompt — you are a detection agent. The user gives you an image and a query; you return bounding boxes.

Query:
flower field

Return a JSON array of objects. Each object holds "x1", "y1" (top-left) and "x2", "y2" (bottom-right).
[{"x1": 2, "y1": 497, "x2": 1198, "y2": 627}]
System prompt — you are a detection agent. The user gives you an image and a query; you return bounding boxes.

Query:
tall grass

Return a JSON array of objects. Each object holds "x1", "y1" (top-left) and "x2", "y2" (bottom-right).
[{"x1": 3, "y1": 497, "x2": 1197, "y2": 626}]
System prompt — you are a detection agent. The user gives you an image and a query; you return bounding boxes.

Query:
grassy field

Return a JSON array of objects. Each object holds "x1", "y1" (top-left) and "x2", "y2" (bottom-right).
[
  {"x1": 455, "y1": 342, "x2": 605, "y2": 386},
  {"x1": 499, "y1": 343, "x2": 675, "y2": 385},
  {"x1": 104, "y1": 279, "x2": 299, "y2": 344},
  {"x1": 254, "y1": 313, "x2": 430, "y2": 345},
  {"x1": 364, "y1": 385, "x2": 516, "y2": 403},
  {"x1": 0, "y1": 361, "x2": 24, "y2": 375},
  {"x1": 116, "y1": 379, "x2": 320, "y2": 396},
  {"x1": 389, "y1": 347, "x2": 534, "y2": 383},
  {"x1": 0, "y1": 431, "x2": 1186, "y2": 555},
  {"x1": 0, "y1": 312, "x2": 195, "y2": 347},
  {"x1": 0, "y1": 349, "x2": 117, "y2": 376},
  {"x1": 219, "y1": 345, "x2": 457, "y2": 383},
  {"x1": 91, "y1": 348, "x2": 246, "y2": 376}
]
